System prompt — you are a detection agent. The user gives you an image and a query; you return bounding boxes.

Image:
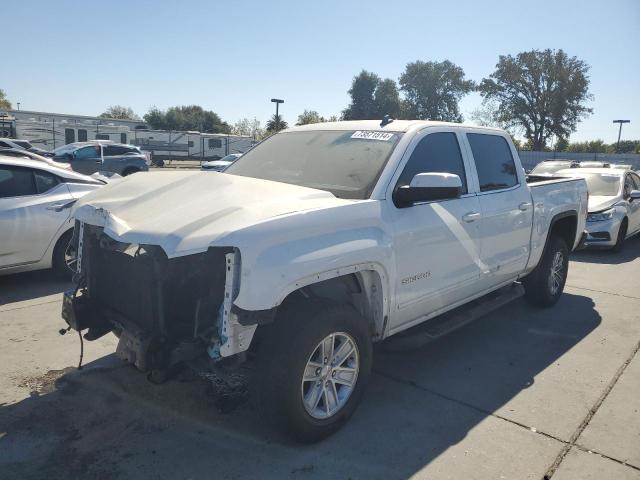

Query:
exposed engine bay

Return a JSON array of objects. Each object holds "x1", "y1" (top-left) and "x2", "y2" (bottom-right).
[{"x1": 61, "y1": 221, "x2": 257, "y2": 374}]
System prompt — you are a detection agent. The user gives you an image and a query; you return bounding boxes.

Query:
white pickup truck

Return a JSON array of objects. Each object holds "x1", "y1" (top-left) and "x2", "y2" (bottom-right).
[{"x1": 61, "y1": 120, "x2": 588, "y2": 442}]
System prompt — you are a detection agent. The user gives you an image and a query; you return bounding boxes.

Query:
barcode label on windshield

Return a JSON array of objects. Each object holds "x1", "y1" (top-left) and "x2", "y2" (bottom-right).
[{"x1": 351, "y1": 131, "x2": 394, "y2": 141}]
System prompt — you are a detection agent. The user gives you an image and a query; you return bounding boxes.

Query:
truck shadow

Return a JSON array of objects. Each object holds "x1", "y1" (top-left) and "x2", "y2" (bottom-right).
[
  {"x1": 0, "y1": 270, "x2": 71, "y2": 306},
  {"x1": 0, "y1": 292, "x2": 600, "y2": 479},
  {"x1": 570, "y1": 238, "x2": 640, "y2": 265}
]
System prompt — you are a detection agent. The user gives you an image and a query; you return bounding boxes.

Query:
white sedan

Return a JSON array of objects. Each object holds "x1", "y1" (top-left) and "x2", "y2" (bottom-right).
[
  {"x1": 0, "y1": 156, "x2": 107, "y2": 276},
  {"x1": 556, "y1": 168, "x2": 640, "y2": 251}
]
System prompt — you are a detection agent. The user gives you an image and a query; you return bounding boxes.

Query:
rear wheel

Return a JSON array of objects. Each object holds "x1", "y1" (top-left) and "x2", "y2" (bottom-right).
[
  {"x1": 523, "y1": 235, "x2": 569, "y2": 307},
  {"x1": 611, "y1": 219, "x2": 628, "y2": 253},
  {"x1": 122, "y1": 167, "x2": 139, "y2": 176},
  {"x1": 254, "y1": 300, "x2": 372, "y2": 443}
]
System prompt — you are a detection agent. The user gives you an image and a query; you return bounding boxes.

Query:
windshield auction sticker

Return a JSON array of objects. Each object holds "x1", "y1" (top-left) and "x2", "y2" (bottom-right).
[{"x1": 351, "y1": 131, "x2": 395, "y2": 141}]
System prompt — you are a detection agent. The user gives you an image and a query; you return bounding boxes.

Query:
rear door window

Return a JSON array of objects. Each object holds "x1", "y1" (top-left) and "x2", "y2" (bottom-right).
[
  {"x1": 397, "y1": 132, "x2": 468, "y2": 194},
  {"x1": 467, "y1": 133, "x2": 518, "y2": 192},
  {"x1": 0, "y1": 166, "x2": 37, "y2": 198},
  {"x1": 34, "y1": 170, "x2": 60, "y2": 194}
]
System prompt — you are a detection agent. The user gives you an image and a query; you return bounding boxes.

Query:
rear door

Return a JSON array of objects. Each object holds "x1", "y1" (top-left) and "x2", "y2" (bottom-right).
[
  {"x1": 464, "y1": 132, "x2": 533, "y2": 287},
  {"x1": 72, "y1": 145, "x2": 102, "y2": 174},
  {"x1": 0, "y1": 165, "x2": 71, "y2": 268},
  {"x1": 389, "y1": 129, "x2": 484, "y2": 332}
]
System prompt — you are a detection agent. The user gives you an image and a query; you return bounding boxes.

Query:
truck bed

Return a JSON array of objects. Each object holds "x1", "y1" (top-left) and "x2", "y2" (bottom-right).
[{"x1": 524, "y1": 175, "x2": 588, "y2": 271}]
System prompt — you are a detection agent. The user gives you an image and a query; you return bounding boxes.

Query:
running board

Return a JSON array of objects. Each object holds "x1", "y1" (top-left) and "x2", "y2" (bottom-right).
[{"x1": 382, "y1": 283, "x2": 525, "y2": 352}]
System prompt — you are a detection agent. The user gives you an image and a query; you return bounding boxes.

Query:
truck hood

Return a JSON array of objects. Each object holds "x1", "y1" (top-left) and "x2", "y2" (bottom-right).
[
  {"x1": 72, "y1": 171, "x2": 355, "y2": 257},
  {"x1": 588, "y1": 195, "x2": 619, "y2": 213}
]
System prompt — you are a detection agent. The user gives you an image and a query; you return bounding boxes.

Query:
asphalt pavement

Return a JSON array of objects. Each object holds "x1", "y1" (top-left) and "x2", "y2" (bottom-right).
[{"x1": 1, "y1": 241, "x2": 639, "y2": 479}]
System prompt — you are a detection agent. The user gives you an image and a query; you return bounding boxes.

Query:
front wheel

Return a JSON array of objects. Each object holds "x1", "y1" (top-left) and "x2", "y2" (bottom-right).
[
  {"x1": 52, "y1": 230, "x2": 74, "y2": 279},
  {"x1": 254, "y1": 301, "x2": 372, "y2": 443},
  {"x1": 523, "y1": 235, "x2": 569, "y2": 307},
  {"x1": 611, "y1": 219, "x2": 628, "y2": 253}
]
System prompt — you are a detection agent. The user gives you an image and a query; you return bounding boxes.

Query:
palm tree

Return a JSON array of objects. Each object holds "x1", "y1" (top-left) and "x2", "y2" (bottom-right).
[{"x1": 266, "y1": 114, "x2": 288, "y2": 132}]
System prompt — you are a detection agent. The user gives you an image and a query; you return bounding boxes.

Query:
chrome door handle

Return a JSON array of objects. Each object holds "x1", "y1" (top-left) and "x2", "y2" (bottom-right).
[
  {"x1": 518, "y1": 202, "x2": 532, "y2": 211},
  {"x1": 46, "y1": 200, "x2": 76, "y2": 212},
  {"x1": 462, "y1": 212, "x2": 481, "y2": 223}
]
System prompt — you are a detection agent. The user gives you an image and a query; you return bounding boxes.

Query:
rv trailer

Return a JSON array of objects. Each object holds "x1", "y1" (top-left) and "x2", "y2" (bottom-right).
[{"x1": 129, "y1": 129, "x2": 254, "y2": 161}]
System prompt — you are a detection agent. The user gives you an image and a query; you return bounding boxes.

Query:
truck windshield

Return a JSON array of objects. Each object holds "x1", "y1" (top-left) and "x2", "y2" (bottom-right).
[{"x1": 225, "y1": 130, "x2": 402, "y2": 199}]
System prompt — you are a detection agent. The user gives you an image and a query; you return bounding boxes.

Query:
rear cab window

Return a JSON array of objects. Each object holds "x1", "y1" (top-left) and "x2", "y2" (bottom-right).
[{"x1": 467, "y1": 133, "x2": 518, "y2": 192}]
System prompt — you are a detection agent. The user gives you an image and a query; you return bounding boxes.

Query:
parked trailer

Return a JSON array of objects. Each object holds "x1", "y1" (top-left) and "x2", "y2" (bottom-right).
[
  {"x1": 0, "y1": 116, "x2": 132, "y2": 150},
  {"x1": 129, "y1": 130, "x2": 254, "y2": 161}
]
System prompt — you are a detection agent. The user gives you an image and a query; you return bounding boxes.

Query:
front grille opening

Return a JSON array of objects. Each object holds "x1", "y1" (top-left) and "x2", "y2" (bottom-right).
[{"x1": 83, "y1": 226, "x2": 229, "y2": 341}]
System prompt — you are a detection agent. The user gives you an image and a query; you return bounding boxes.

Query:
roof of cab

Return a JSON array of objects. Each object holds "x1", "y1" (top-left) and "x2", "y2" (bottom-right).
[{"x1": 285, "y1": 119, "x2": 505, "y2": 134}]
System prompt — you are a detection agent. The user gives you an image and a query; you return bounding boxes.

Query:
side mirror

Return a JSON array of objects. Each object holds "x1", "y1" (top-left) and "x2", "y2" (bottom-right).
[
  {"x1": 629, "y1": 190, "x2": 640, "y2": 202},
  {"x1": 393, "y1": 172, "x2": 462, "y2": 208},
  {"x1": 65, "y1": 152, "x2": 74, "y2": 161}
]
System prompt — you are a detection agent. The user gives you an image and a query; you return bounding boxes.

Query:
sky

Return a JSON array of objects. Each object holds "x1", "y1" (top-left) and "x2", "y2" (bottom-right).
[{"x1": 3, "y1": 0, "x2": 639, "y2": 144}]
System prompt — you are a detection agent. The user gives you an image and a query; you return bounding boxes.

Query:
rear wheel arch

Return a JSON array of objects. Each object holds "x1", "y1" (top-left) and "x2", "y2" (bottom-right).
[{"x1": 548, "y1": 211, "x2": 578, "y2": 251}]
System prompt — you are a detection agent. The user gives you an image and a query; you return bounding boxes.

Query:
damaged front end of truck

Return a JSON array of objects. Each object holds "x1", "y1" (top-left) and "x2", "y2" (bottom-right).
[{"x1": 61, "y1": 221, "x2": 258, "y2": 375}]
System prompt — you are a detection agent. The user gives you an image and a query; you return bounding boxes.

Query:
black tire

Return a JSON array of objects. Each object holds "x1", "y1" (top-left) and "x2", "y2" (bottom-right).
[
  {"x1": 611, "y1": 219, "x2": 628, "y2": 253},
  {"x1": 52, "y1": 230, "x2": 74, "y2": 279},
  {"x1": 254, "y1": 300, "x2": 372, "y2": 443},
  {"x1": 122, "y1": 167, "x2": 139, "y2": 176},
  {"x1": 522, "y1": 235, "x2": 569, "y2": 307}
]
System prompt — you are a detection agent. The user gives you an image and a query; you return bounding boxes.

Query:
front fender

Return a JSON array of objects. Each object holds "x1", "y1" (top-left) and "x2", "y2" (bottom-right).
[{"x1": 234, "y1": 225, "x2": 393, "y2": 311}]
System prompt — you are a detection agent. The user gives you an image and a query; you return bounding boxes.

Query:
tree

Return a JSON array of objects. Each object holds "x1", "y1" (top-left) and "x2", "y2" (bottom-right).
[
  {"x1": 231, "y1": 118, "x2": 264, "y2": 139},
  {"x1": 554, "y1": 137, "x2": 569, "y2": 152},
  {"x1": 612, "y1": 140, "x2": 640, "y2": 154},
  {"x1": 399, "y1": 60, "x2": 474, "y2": 122},
  {"x1": 373, "y1": 79, "x2": 402, "y2": 118},
  {"x1": 0, "y1": 89, "x2": 11, "y2": 110},
  {"x1": 478, "y1": 49, "x2": 592, "y2": 151},
  {"x1": 266, "y1": 114, "x2": 288, "y2": 132},
  {"x1": 342, "y1": 71, "x2": 403, "y2": 120},
  {"x1": 566, "y1": 140, "x2": 607, "y2": 153},
  {"x1": 99, "y1": 105, "x2": 139, "y2": 120},
  {"x1": 143, "y1": 105, "x2": 230, "y2": 133},
  {"x1": 342, "y1": 70, "x2": 381, "y2": 120},
  {"x1": 296, "y1": 110, "x2": 325, "y2": 125}
]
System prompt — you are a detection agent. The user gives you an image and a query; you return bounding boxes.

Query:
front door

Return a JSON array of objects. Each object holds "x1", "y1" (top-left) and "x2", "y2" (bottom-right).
[
  {"x1": 626, "y1": 172, "x2": 640, "y2": 235},
  {"x1": 0, "y1": 165, "x2": 71, "y2": 268},
  {"x1": 465, "y1": 132, "x2": 533, "y2": 286},
  {"x1": 390, "y1": 130, "x2": 485, "y2": 333}
]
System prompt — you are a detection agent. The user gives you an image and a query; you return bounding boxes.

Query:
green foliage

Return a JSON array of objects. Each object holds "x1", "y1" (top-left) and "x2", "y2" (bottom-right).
[
  {"x1": 342, "y1": 71, "x2": 402, "y2": 120},
  {"x1": 478, "y1": 49, "x2": 592, "y2": 150},
  {"x1": 566, "y1": 140, "x2": 608, "y2": 153},
  {"x1": 0, "y1": 89, "x2": 11, "y2": 110},
  {"x1": 296, "y1": 110, "x2": 326, "y2": 125},
  {"x1": 399, "y1": 60, "x2": 474, "y2": 122},
  {"x1": 231, "y1": 118, "x2": 264, "y2": 138},
  {"x1": 266, "y1": 114, "x2": 288, "y2": 132},
  {"x1": 99, "y1": 105, "x2": 139, "y2": 120},
  {"x1": 373, "y1": 79, "x2": 402, "y2": 119},
  {"x1": 554, "y1": 137, "x2": 569, "y2": 152},
  {"x1": 143, "y1": 105, "x2": 230, "y2": 133},
  {"x1": 613, "y1": 140, "x2": 640, "y2": 154}
]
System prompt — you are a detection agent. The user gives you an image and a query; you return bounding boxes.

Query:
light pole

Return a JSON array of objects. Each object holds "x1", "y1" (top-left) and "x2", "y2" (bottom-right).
[
  {"x1": 16, "y1": 102, "x2": 20, "y2": 111},
  {"x1": 271, "y1": 98, "x2": 284, "y2": 131},
  {"x1": 613, "y1": 119, "x2": 630, "y2": 151}
]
